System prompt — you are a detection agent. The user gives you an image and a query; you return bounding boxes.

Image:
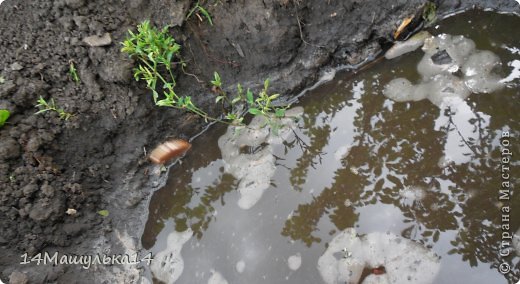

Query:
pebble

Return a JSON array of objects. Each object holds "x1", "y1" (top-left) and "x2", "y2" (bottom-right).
[
  {"x1": 83, "y1": 33, "x2": 112, "y2": 47},
  {"x1": 10, "y1": 62, "x2": 23, "y2": 71}
]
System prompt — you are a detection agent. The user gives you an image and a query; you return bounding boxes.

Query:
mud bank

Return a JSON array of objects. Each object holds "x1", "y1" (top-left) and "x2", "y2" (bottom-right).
[{"x1": 0, "y1": 0, "x2": 518, "y2": 282}]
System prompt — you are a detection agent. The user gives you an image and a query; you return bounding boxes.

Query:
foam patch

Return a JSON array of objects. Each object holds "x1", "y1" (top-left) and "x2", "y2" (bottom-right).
[
  {"x1": 384, "y1": 33, "x2": 504, "y2": 108},
  {"x1": 317, "y1": 228, "x2": 440, "y2": 284},
  {"x1": 218, "y1": 107, "x2": 304, "y2": 210}
]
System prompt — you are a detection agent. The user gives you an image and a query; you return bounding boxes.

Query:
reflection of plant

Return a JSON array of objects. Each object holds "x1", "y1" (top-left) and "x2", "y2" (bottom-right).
[{"x1": 35, "y1": 97, "x2": 72, "y2": 120}]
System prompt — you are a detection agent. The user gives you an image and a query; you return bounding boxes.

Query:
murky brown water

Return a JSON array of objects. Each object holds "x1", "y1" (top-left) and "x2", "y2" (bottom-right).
[{"x1": 142, "y1": 10, "x2": 520, "y2": 284}]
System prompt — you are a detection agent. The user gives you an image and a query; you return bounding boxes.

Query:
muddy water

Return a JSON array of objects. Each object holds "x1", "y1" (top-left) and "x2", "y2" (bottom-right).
[{"x1": 142, "y1": 10, "x2": 519, "y2": 284}]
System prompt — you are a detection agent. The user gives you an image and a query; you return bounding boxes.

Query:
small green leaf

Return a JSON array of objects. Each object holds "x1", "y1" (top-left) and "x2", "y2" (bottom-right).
[
  {"x1": 246, "y1": 90, "x2": 254, "y2": 104},
  {"x1": 97, "y1": 210, "x2": 109, "y2": 217},
  {"x1": 275, "y1": 108, "x2": 285, "y2": 118},
  {"x1": 211, "y1": 72, "x2": 221, "y2": 87},
  {"x1": 248, "y1": 108, "x2": 261, "y2": 115},
  {"x1": 269, "y1": 94, "x2": 280, "y2": 100},
  {"x1": 263, "y1": 78, "x2": 270, "y2": 91},
  {"x1": 0, "y1": 109, "x2": 10, "y2": 128},
  {"x1": 225, "y1": 113, "x2": 237, "y2": 120},
  {"x1": 215, "y1": 96, "x2": 224, "y2": 103},
  {"x1": 231, "y1": 96, "x2": 241, "y2": 104},
  {"x1": 197, "y1": 6, "x2": 213, "y2": 26}
]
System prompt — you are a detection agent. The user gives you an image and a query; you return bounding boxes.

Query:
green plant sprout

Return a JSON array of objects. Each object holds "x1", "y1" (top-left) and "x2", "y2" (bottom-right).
[
  {"x1": 212, "y1": 72, "x2": 289, "y2": 127},
  {"x1": 69, "y1": 61, "x2": 80, "y2": 83},
  {"x1": 121, "y1": 20, "x2": 212, "y2": 120},
  {"x1": 122, "y1": 21, "x2": 290, "y2": 129},
  {"x1": 35, "y1": 96, "x2": 72, "y2": 120},
  {"x1": 187, "y1": 1, "x2": 213, "y2": 26},
  {"x1": 422, "y1": 2, "x2": 437, "y2": 27},
  {"x1": 0, "y1": 109, "x2": 10, "y2": 128}
]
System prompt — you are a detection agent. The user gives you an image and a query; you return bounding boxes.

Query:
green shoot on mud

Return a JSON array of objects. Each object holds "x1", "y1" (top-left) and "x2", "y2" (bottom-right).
[
  {"x1": 121, "y1": 20, "x2": 212, "y2": 121},
  {"x1": 0, "y1": 109, "x2": 10, "y2": 128},
  {"x1": 69, "y1": 61, "x2": 80, "y2": 83},
  {"x1": 35, "y1": 97, "x2": 72, "y2": 120},
  {"x1": 122, "y1": 21, "x2": 290, "y2": 129},
  {"x1": 187, "y1": 1, "x2": 213, "y2": 26},
  {"x1": 212, "y1": 72, "x2": 289, "y2": 129},
  {"x1": 422, "y1": 2, "x2": 437, "y2": 27}
]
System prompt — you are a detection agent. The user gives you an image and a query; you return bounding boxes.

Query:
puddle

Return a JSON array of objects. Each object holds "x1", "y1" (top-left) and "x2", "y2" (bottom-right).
[{"x1": 142, "y1": 10, "x2": 520, "y2": 284}]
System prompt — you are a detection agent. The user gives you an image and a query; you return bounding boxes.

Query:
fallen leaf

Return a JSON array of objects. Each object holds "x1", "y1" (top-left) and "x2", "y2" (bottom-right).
[{"x1": 394, "y1": 16, "x2": 413, "y2": 40}]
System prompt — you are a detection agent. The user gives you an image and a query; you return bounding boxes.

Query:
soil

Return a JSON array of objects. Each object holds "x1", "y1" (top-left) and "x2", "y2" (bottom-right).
[{"x1": 0, "y1": 0, "x2": 518, "y2": 283}]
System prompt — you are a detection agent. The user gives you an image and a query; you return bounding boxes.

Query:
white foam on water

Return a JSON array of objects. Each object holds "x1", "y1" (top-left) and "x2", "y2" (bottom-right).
[
  {"x1": 317, "y1": 228, "x2": 440, "y2": 284},
  {"x1": 207, "y1": 270, "x2": 228, "y2": 284},
  {"x1": 150, "y1": 229, "x2": 193, "y2": 284},
  {"x1": 218, "y1": 107, "x2": 303, "y2": 210},
  {"x1": 236, "y1": 260, "x2": 246, "y2": 273},
  {"x1": 288, "y1": 253, "x2": 302, "y2": 271},
  {"x1": 384, "y1": 33, "x2": 504, "y2": 109}
]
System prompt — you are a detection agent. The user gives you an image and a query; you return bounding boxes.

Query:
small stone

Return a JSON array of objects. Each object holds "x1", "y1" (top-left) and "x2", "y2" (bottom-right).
[
  {"x1": 9, "y1": 271, "x2": 28, "y2": 284},
  {"x1": 83, "y1": 33, "x2": 112, "y2": 47},
  {"x1": 65, "y1": 0, "x2": 86, "y2": 9},
  {"x1": 66, "y1": 208, "x2": 77, "y2": 215},
  {"x1": 10, "y1": 62, "x2": 23, "y2": 71}
]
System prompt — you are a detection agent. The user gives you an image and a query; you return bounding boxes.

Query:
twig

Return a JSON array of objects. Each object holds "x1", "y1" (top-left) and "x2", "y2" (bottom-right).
[{"x1": 295, "y1": 10, "x2": 324, "y2": 48}]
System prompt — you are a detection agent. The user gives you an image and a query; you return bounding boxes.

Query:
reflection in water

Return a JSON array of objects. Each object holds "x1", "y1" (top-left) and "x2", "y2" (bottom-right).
[{"x1": 143, "y1": 10, "x2": 520, "y2": 284}]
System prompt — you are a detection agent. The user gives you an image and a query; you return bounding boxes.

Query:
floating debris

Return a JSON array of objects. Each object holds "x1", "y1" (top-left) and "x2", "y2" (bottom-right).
[
  {"x1": 149, "y1": 139, "x2": 191, "y2": 164},
  {"x1": 317, "y1": 228, "x2": 440, "y2": 284},
  {"x1": 151, "y1": 229, "x2": 193, "y2": 284},
  {"x1": 384, "y1": 34, "x2": 505, "y2": 108}
]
